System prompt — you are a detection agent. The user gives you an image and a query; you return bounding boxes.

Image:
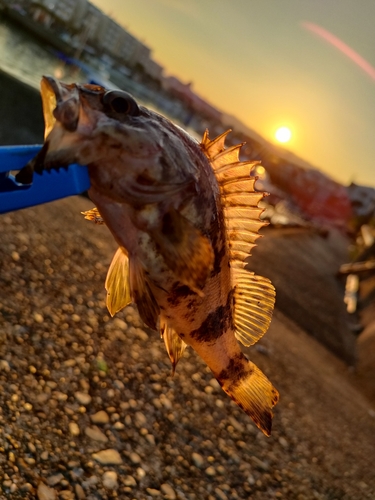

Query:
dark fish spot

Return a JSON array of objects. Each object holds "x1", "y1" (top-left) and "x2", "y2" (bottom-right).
[
  {"x1": 186, "y1": 299, "x2": 197, "y2": 310},
  {"x1": 217, "y1": 353, "x2": 247, "y2": 385},
  {"x1": 136, "y1": 174, "x2": 156, "y2": 186},
  {"x1": 190, "y1": 289, "x2": 234, "y2": 343},
  {"x1": 161, "y1": 212, "x2": 182, "y2": 244},
  {"x1": 167, "y1": 283, "x2": 195, "y2": 307},
  {"x1": 208, "y1": 206, "x2": 227, "y2": 278}
]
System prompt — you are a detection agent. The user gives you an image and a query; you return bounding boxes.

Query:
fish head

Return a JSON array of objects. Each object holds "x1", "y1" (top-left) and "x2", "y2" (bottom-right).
[
  {"x1": 29, "y1": 76, "x2": 200, "y2": 203},
  {"x1": 37, "y1": 76, "x2": 162, "y2": 168}
]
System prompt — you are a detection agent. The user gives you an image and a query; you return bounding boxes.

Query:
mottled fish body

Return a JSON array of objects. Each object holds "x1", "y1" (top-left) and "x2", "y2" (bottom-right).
[{"x1": 24, "y1": 77, "x2": 278, "y2": 435}]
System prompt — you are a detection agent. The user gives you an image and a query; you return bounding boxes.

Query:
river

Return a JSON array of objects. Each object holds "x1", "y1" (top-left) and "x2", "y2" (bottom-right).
[{"x1": 0, "y1": 15, "x2": 85, "y2": 90}]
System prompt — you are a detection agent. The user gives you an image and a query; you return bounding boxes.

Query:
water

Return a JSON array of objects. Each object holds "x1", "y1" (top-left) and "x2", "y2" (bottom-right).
[
  {"x1": 0, "y1": 16, "x2": 84, "y2": 90},
  {"x1": 0, "y1": 15, "x2": 200, "y2": 140}
]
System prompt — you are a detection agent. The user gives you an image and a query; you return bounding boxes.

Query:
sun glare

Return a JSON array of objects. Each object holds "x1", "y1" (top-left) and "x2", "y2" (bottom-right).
[{"x1": 275, "y1": 126, "x2": 292, "y2": 143}]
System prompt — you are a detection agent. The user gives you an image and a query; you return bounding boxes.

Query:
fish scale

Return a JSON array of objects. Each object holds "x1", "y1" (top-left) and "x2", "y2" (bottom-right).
[{"x1": 21, "y1": 76, "x2": 279, "y2": 436}]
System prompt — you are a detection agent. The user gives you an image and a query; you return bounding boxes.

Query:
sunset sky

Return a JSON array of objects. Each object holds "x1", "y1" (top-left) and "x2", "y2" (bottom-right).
[{"x1": 90, "y1": 0, "x2": 375, "y2": 188}]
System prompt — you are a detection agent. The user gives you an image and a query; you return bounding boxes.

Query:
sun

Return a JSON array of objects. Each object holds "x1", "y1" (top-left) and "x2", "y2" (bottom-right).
[{"x1": 275, "y1": 126, "x2": 292, "y2": 143}]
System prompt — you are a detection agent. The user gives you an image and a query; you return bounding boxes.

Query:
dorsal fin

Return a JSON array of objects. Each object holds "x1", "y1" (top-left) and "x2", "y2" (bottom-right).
[{"x1": 200, "y1": 130, "x2": 275, "y2": 346}]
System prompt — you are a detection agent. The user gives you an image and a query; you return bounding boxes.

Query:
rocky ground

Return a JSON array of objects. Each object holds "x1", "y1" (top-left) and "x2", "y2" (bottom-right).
[{"x1": 0, "y1": 196, "x2": 375, "y2": 500}]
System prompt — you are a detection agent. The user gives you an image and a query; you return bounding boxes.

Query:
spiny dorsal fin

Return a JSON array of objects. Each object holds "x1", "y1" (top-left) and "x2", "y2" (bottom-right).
[
  {"x1": 200, "y1": 129, "x2": 268, "y2": 266},
  {"x1": 200, "y1": 130, "x2": 275, "y2": 347},
  {"x1": 105, "y1": 247, "x2": 131, "y2": 316},
  {"x1": 160, "y1": 318, "x2": 187, "y2": 375},
  {"x1": 201, "y1": 129, "x2": 231, "y2": 158}
]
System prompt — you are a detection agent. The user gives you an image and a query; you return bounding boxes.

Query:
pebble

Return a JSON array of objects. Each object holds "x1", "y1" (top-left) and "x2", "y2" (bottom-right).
[
  {"x1": 92, "y1": 449, "x2": 122, "y2": 465},
  {"x1": 20, "y1": 483, "x2": 33, "y2": 493},
  {"x1": 37, "y1": 482, "x2": 57, "y2": 500},
  {"x1": 74, "y1": 484, "x2": 86, "y2": 499},
  {"x1": 205, "y1": 466, "x2": 216, "y2": 476},
  {"x1": 146, "y1": 488, "x2": 161, "y2": 497},
  {"x1": 215, "y1": 488, "x2": 228, "y2": 500},
  {"x1": 90, "y1": 410, "x2": 109, "y2": 424},
  {"x1": 251, "y1": 456, "x2": 269, "y2": 471},
  {"x1": 123, "y1": 475, "x2": 137, "y2": 487},
  {"x1": 192, "y1": 452, "x2": 204, "y2": 468},
  {"x1": 59, "y1": 491, "x2": 74, "y2": 500},
  {"x1": 114, "y1": 379, "x2": 125, "y2": 390},
  {"x1": 279, "y1": 437, "x2": 288, "y2": 448},
  {"x1": 28, "y1": 442, "x2": 36, "y2": 454},
  {"x1": 85, "y1": 426, "x2": 108, "y2": 442},
  {"x1": 0, "y1": 359, "x2": 10, "y2": 371},
  {"x1": 33, "y1": 312, "x2": 44, "y2": 324},
  {"x1": 137, "y1": 467, "x2": 146, "y2": 479},
  {"x1": 102, "y1": 471, "x2": 118, "y2": 490},
  {"x1": 146, "y1": 433, "x2": 156, "y2": 445},
  {"x1": 160, "y1": 483, "x2": 177, "y2": 499},
  {"x1": 69, "y1": 422, "x2": 80, "y2": 436},
  {"x1": 75, "y1": 391, "x2": 92, "y2": 405},
  {"x1": 113, "y1": 318, "x2": 127, "y2": 329},
  {"x1": 135, "y1": 411, "x2": 147, "y2": 427},
  {"x1": 129, "y1": 451, "x2": 142, "y2": 464},
  {"x1": 46, "y1": 474, "x2": 64, "y2": 487}
]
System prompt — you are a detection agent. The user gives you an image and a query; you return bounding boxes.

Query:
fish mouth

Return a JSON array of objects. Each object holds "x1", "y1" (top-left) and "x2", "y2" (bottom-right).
[
  {"x1": 16, "y1": 77, "x2": 84, "y2": 184},
  {"x1": 41, "y1": 76, "x2": 80, "y2": 138}
]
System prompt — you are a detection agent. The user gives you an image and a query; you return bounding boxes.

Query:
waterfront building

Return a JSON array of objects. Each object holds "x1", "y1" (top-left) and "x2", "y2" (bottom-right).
[{"x1": 29, "y1": 0, "x2": 87, "y2": 29}]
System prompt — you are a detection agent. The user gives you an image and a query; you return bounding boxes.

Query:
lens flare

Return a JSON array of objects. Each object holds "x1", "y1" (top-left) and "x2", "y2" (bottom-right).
[
  {"x1": 302, "y1": 22, "x2": 375, "y2": 83},
  {"x1": 275, "y1": 127, "x2": 292, "y2": 143}
]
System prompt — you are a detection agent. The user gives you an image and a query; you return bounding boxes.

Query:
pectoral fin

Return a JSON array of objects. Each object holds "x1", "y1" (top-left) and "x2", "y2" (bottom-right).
[
  {"x1": 105, "y1": 247, "x2": 131, "y2": 316},
  {"x1": 151, "y1": 209, "x2": 214, "y2": 295},
  {"x1": 81, "y1": 207, "x2": 105, "y2": 224}
]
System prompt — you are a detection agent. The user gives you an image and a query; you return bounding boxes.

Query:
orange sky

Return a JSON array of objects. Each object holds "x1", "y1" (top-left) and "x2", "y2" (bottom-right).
[{"x1": 90, "y1": 0, "x2": 375, "y2": 188}]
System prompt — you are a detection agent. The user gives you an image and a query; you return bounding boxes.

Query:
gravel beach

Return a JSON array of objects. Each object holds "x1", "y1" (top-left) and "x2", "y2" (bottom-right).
[{"x1": 0, "y1": 196, "x2": 374, "y2": 500}]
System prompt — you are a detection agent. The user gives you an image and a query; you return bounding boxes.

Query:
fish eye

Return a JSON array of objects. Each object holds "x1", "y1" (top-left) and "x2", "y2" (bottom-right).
[{"x1": 102, "y1": 90, "x2": 140, "y2": 116}]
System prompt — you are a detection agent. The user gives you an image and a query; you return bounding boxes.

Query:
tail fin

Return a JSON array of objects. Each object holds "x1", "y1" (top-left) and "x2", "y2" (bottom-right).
[{"x1": 217, "y1": 354, "x2": 279, "y2": 436}]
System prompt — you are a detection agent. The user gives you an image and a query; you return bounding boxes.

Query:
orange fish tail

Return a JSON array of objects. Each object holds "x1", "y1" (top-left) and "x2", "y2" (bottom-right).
[{"x1": 217, "y1": 353, "x2": 279, "y2": 436}]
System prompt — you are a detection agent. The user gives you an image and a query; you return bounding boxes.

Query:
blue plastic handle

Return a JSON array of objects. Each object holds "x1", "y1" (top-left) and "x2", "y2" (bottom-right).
[{"x1": 0, "y1": 145, "x2": 90, "y2": 214}]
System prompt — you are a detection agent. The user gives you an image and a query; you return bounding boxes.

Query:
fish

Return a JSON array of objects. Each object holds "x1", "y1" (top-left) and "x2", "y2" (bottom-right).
[{"x1": 22, "y1": 76, "x2": 279, "y2": 435}]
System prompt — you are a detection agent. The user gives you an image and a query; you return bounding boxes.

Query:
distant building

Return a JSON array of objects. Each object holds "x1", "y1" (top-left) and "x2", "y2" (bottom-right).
[{"x1": 29, "y1": 0, "x2": 87, "y2": 28}]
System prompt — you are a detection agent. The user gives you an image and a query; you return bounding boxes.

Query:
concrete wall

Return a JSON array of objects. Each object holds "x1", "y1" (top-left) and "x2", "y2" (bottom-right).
[{"x1": 0, "y1": 69, "x2": 44, "y2": 145}]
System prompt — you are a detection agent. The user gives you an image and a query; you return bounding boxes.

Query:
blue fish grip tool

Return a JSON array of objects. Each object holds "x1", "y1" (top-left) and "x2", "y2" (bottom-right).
[{"x1": 0, "y1": 145, "x2": 90, "y2": 214}]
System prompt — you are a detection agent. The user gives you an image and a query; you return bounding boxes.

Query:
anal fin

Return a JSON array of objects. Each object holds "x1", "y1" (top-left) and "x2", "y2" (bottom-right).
[{"x1": 161, "y1": 318, "x2": 187, "y2": 375}]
